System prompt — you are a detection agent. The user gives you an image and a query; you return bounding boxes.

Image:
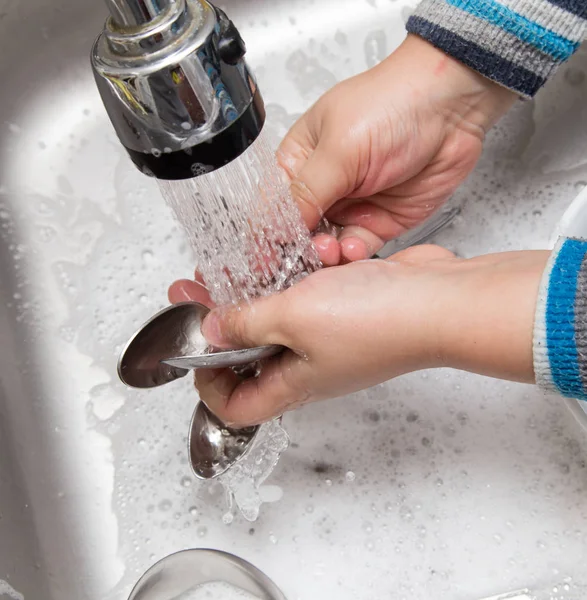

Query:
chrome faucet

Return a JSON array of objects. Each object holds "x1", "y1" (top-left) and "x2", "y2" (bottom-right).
[{"x1": 91, "y1": 0, "x2": 265, "y2": 180}]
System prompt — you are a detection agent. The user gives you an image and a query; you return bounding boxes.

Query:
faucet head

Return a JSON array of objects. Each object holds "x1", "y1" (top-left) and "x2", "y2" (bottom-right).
[{"x1": 91, "y1": 0, "x2": 265, "y2": 180}]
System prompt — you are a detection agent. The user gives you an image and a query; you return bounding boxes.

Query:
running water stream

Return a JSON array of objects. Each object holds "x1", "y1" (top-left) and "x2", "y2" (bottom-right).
[{"x1": 158, "y1": 128, "x2": 321, "y2": 521}]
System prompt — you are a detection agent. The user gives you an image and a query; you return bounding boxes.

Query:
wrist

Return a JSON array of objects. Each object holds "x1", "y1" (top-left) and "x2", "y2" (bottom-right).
[
  {"x1": 392, "y1": 34, "x2": 517, "y2": 135},
  {"x1": 436, "y1": 251, "x2": 549, "y2": 383}
]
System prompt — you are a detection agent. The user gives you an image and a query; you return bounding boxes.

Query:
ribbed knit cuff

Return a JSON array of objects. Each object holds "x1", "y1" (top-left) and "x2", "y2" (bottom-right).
[
  {"x1": 534, "y1": 238, "x2": 587, "y2": 401},
  {"x1": 407, "y1": 0, "x2": 586, "y2": 98}
]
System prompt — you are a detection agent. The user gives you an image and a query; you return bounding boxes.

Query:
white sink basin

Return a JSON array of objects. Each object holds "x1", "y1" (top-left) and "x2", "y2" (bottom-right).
[{"x1": 1, "y1": 1, "x2": 587, "y2": 598}]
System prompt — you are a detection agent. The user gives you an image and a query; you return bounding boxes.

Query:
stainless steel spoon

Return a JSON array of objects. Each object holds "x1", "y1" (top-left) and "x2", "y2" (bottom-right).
[
  {"x1": 162, "y1": 344, "x2": 281, "y2": 370},
  {"x1": 128, "y1": 548, "x2": 287, "y2": 600},
  {"x1": 117, "y1": 302, "x2": 283, "y2": 479},
  {"x1": 117, "y1": 302, "x2": 282, "y2": 388},
  {"x1": 188, "y1": 400, "x2": 260, "y2": 480}
]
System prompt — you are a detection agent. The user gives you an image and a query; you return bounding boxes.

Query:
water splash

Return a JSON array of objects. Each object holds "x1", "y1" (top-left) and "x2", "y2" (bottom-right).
[
  {"x1": 158, "y1": 128, "x2": 320, "y2": 306},
  {"x1": 158, "y1": 128, "x2": 318, "y2": 520},
  {"x1": 218, "y1": 419, "x2": 290, "y2": 522}
]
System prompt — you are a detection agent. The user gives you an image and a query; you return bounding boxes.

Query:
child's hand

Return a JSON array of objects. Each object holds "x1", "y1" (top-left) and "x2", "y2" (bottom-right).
[
  {"x1": 280, "y1": 35, "x2": 517, "y2": 266},
  {"x1": 169, "y1": 246, "x2": 548, "y2": 427}
]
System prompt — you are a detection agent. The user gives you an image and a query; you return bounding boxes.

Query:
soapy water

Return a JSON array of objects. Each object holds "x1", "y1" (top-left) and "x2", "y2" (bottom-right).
[
  {"x1": 0, "y1": 580, "x2": 24, "y2": 600},
  {"x1": 158, "y1": 128, "x2": 319, "y2": 519},
  {"x1": 176, "y1": 581, "x2": 260, "y2": 599}
]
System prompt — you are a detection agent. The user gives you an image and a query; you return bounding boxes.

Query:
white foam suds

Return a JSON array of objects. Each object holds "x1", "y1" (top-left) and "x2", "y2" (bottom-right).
[{"x1": 0, "y1": 580, "x2": 24, "y2": 600}]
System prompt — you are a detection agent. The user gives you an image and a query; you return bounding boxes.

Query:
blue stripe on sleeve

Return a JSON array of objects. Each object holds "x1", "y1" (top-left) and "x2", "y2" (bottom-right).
[
  {"x1": 546, "y1": 239, "x2": 585, "y2": 398},
  {"x1": 445, "y1": 0, "x2": 580, "y2": 60}
]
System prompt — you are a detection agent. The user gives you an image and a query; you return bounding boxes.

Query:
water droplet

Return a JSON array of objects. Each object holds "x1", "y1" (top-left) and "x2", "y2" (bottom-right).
[
  {"x1": 197, "y1": 526, "x2": 208, "y2": 538},
  {"x1": 38, "y1": 226, "x2": 56, "y2": 243},
  {"x1": 269, "y1": 533, "x2": 278, "y2": 544},
  {"x1": 180, "y1": 476, "x2": 192, "y2": 488},
  {"x1": 399, "y1": 506, "x2": 414, "y2": 522},
  {"x1": 142, "y1": 249, "x2": 154, "y2": 265},
  {"x1": 564, "y1": 68, "x2": 585, "y2": 86},
  {"x1": 189, "y1": 506, "x2": 198, "y2": 516},
  {"x1": 158, "y1": 499, "x2": 172, "y2": 512}
]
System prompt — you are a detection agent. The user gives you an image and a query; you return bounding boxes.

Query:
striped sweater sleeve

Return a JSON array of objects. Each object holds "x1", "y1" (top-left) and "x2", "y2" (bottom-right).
[
  {"x1": 406, "y1": 0, "x2": 587, "y2": 97},
  {"x1": 534, "y1": 237, "x2": 587, "y2": 401}
]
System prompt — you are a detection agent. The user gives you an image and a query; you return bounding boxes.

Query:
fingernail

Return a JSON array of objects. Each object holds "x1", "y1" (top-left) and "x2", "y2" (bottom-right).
[{"x1": 168, "y1": 280, "x2": 194, "y2": 304}]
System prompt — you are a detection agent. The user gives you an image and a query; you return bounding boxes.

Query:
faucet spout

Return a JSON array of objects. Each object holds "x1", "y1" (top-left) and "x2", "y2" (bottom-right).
[
  {"x1": 92, "y1": 0, "x2": 266, "y2": 180},
  {"x1": 103, "y1": 0, "x2": 174, "y2": 29}
]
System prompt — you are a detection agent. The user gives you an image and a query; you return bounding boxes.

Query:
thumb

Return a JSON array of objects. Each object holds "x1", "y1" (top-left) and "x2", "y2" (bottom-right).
[
  {"x1": 279, "y1": 120, "x2": 354, "y2": 230},
  {"x1": 290, "y1": 142, "x2": 355, "y2": 230},
  {"x1": 201, "y1": 296, "x2": 286, "y2": 350}
]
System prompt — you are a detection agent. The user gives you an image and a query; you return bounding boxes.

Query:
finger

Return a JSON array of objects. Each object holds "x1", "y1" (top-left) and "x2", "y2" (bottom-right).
[
  {"x1": 313, "y1": 233, "x2": 341, "y2": 266},
  {"x1": 195, "y1": 351, "x2": 312, "y2": 427},
  {"x1": 327, "y1": 201, "x2": 409, "y2": 241},
  {"x1": 339, "y1": 237, "x2": 372, "y2": 263},
  {"x1": 338, "y1": 226, "x2": 385, "y2": 262},
  {"x1": 277, "y1": 124, "x2": 314, "y2": 181},
  {"x1": 289, "y1": 142, "x2": 355, "y2": 231},
  {"x1": 201, "y1": 294, "x2": 287, "y2": 350},
  {"x1": 276, "y1": 105, "x2": 323, "y2": 176},
  {"x1": 168, "y1": 279, "x2": 215, "y2": 307}
]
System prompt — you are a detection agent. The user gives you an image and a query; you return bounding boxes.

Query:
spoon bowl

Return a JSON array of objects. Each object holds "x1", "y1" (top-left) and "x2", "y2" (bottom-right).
[
  {"x1": 117, "y1": 302, "x2": 281, "y2": 478},
  {"x1": 118, "y1": 302, "x2": 283, "y2": 387},
  {"x1": 188, "y1": 402, "x2": 260, "y2": 480},
  {"x1": 128, "y1": 548, "x2": 287, "y2": 600}
]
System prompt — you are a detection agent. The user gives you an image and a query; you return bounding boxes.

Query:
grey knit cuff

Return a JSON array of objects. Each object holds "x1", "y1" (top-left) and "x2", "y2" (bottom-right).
[{"x1": 407, "y1": 0, "x2": 586, "y2": 98}]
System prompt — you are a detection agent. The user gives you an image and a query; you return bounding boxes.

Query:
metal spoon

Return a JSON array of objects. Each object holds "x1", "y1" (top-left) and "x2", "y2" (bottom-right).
[
  {"x1": 161, "y1": 344, "x2": 281, "y2": 370},
  {"x1": 188, "y1": 400, "x2": 260, "y2": 480},
  {"x1": 128, "y1": 548, "x2": 287, "y2": 600},
  {"x1": 117, "y1": 302, "x2": 282, "y2": 388},
  {"x1": 117, "y1": 302, "x2": 283, "y2": 479}
]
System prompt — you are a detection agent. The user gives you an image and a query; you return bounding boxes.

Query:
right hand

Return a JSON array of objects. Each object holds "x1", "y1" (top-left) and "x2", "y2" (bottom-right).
[{"x1": 278, "y1": 34, "x2": 517, "y2": 265}]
